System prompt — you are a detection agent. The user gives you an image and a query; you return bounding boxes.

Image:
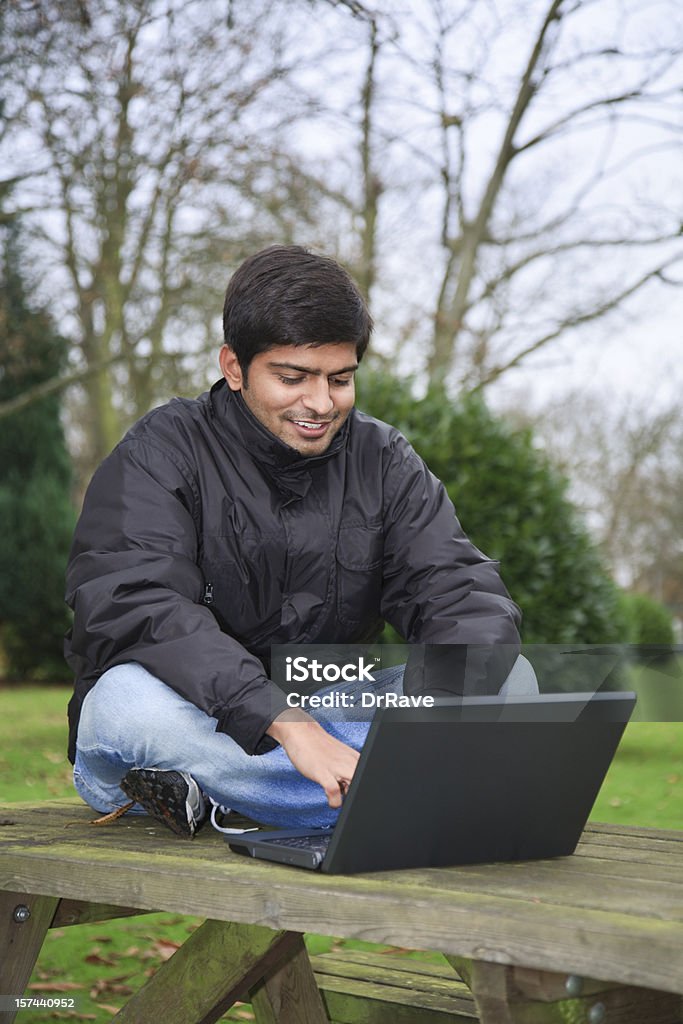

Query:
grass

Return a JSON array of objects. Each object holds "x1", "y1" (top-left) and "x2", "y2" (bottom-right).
[{"x1": 1, "y1": 681, "x2": 681, "y2": 1021}]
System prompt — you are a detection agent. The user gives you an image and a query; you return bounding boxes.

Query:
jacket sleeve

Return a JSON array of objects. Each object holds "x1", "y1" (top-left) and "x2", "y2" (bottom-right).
[
  {"x1": 380, "y1": 433, "x2": 521, "y2": 694},
  {"x1": 65, "y1": 437, "x2": 289, "y2": 755}
]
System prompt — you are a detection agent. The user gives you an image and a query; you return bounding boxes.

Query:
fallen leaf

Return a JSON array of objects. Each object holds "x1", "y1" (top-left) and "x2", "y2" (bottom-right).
[
  {"x1": 85, "y1": 953, "x2": 117, "y2": 966},
  {"x1": 152, "y1": 939, "x2": 181, "y2": 961},
  {"x1": 98, "y1": 983, "x2": 134, "y2": 997},
  {"x1": 28, "y1": 982, "x2": 85, "y2": 992}
]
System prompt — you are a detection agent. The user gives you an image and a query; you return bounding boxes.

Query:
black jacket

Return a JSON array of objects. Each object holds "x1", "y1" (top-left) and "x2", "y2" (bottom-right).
[{"x1": 65, "y1": 380, "x2": 521, "y2": 762}]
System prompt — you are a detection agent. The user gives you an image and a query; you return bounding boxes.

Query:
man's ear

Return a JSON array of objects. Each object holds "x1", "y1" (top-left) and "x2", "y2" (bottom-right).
[{"x1": 219, "y1": 345, "x2": 244, "y2": 391}]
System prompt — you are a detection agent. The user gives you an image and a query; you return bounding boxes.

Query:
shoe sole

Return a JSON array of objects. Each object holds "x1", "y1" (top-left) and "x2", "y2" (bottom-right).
[{"x1": 120, "y1": 769, "x2": 196, "y2": 838}]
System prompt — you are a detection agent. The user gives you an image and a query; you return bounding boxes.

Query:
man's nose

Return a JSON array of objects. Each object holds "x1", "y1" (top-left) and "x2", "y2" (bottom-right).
[{"x1": 302, "y1": 379, "x2": 334, "y2": 416}]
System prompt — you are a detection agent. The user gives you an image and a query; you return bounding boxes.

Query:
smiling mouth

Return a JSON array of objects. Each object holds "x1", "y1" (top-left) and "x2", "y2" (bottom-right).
[{"x1": 290, "y1": 418, "x2": 334, "y2": 434}]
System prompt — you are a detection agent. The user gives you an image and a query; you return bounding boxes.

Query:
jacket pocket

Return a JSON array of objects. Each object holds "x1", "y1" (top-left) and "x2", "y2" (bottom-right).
[
  {"x1": 199, "y1": 535, "x2": 283, "y2": 642},
  {"x1": 336, "y1": 523, "x2": 383, "y2": 625}
]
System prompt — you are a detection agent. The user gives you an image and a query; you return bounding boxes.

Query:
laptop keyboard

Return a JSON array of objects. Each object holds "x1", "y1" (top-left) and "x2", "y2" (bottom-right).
[{"x1": 265, "y1": 834, "x2": 332, "y2": 857}]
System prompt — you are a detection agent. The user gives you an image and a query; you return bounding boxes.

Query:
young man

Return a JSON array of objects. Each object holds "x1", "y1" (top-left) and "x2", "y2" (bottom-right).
[{"x1": 66, "y1": 245, "x2": 536, "y2": 837}]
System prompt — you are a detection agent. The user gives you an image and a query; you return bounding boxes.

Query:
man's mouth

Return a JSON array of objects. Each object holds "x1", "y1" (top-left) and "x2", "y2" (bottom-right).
[{"x1": 290, "y1": 419, "x2": 333, "y2": 438}]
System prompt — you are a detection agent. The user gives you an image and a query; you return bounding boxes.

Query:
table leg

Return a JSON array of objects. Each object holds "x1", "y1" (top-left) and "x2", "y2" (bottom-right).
[
  {"x1": 250, "y1": 933, "x2": 329, "y2": 1024},
  {"x1": 0, "y1": 890, "x2": 60, "y2": 1024},
  {"x1": 448, "y1": 957, "x2": 682, "y2": 1024},
  {"x1": 111, "y1": 919, "x2": 316, "y2": 1024}
]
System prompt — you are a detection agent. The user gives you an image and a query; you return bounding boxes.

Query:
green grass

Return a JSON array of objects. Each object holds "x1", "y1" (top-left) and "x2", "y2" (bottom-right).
[
  {"x1": 1, "y1": 682, "x2": 681, "y2": 1021},
  {"x1": 591, "y1": 720, "x2": 683, "y2": 827}
]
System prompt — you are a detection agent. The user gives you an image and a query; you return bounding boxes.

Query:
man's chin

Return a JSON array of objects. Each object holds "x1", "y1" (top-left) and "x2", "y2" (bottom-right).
[
  {"x1": 287, "y1": 434, "x2": 334, "y2": 456},
  {"x1": 284, "y1": 418, "x2": 340, "y2": 454}
]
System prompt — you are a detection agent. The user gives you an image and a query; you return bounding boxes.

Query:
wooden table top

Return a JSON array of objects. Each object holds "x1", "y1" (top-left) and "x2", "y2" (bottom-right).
[{"x1": 1, "y1": 800, "x2": 682, "y2": 996}]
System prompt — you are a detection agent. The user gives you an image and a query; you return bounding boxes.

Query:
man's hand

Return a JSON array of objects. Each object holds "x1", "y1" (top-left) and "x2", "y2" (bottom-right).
[{"x1": 266, "y1": 709, "x2": 360, "y2": 808}]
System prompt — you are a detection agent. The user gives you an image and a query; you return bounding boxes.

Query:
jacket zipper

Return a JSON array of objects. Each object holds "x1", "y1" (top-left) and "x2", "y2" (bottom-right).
[{"x1": 203, "y1": 582, "x2": 214, "y2": 606}]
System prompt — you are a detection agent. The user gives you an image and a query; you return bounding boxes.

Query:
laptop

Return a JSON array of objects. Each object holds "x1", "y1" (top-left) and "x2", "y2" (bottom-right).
[{"x1": 227, "y1": 691, "x2": 636, "y2": 874}]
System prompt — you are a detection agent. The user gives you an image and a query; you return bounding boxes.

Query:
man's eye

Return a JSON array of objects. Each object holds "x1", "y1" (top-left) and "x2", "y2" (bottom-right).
[
  {"x1": 331, "y1": 377, "x2": 353, "y2": 387},
  {"x1": 278, "y1": 375, "x2": 305, "y2": 385}
]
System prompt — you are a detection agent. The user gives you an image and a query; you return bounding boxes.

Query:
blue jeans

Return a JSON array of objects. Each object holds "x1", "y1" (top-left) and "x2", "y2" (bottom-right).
[{"x1": 74, "y1": 656, "x2": 538, "y2": 829}]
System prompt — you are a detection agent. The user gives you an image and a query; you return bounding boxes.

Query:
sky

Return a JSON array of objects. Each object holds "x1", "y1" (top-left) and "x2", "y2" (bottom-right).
[{"x1": 3, "y1": 0, "x2": 682, "y2": 420}]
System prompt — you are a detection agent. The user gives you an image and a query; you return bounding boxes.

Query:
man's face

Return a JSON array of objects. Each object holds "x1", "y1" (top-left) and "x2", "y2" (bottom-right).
[{"x1": 220, "y1": 342, "x2": 358, "y2": 456}]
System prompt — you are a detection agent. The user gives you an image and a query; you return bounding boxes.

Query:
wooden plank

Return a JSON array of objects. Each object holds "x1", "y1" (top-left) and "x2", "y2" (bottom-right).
[
  {"x1": 111, "y1": 920, "x2": 300, "y2": 1024},
  {"x1": 4, "y1": 799, "x2": 681, "y2": 896},
  {"x1": 310, "y1": 952, "x2": 476, "y2": 1023},
  {"x1": 578, "y1": 832, "x2": 683, "y2": 855},
  {"x1": 316, "y1": 976, "x2": 477, "y2": 1024},
  {"x1": 311, "y1": 951, "x2": 466, "y2": 999},
  {"x1": 3, "y1": 800, "x2": 682, "y2": 882},
  {"x1": 584, "y1": 822, "x2": 683, "y2": 843},
  {"x1": 310, "y1": 950, "x2": 478, "y2": 1022},
  {"x1": 312, "y1": 949, "x2": 458, "y2": 981},
  {"x1": 550, "y1": 852, "x2": 683, "y2": 884},
  {"x1": 405, "y1": 860, "x2": 683, "y2": 920},
  {"x1": 249, "y1": 933, "x2": 328, "y2": 1024},
  {"x1": 577, "y1": 835, "x2": 683, "y2": 860},
  {"x1": 0, "y1": 890, "x2": 59, "y2": 1024}
]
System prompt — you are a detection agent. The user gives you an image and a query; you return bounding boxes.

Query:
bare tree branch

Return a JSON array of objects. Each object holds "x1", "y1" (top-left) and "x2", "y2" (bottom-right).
[
  {"x1": 468, "y1": 255, "x2": 683, "y2": 391},
  {"x1": 0, "y1": 355, "x2": 126, "y2": 421},
  {"x1": 429, "y1": 0, "x2": 567, "y2": 379}
]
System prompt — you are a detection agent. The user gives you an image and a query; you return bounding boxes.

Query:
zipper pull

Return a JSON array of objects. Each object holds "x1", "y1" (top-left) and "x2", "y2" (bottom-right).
[{"x1": 203, "y1": 582, "x2": 214, "y2": 606}]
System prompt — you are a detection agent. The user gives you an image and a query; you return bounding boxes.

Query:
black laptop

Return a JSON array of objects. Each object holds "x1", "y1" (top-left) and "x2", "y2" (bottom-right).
[{"x1": 227, "y1": 691, "x2": 636, "y2": 874}]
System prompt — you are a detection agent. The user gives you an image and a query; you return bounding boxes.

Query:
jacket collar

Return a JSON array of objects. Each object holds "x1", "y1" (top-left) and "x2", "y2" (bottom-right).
[{"x1": 208, "y1": 379, "x2": 350, "y2": 496}]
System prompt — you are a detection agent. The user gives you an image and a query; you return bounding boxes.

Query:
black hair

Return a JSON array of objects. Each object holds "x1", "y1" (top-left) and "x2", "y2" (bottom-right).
[{"x1": 222, "y1": 245, "x2": 372, "y2": 373}]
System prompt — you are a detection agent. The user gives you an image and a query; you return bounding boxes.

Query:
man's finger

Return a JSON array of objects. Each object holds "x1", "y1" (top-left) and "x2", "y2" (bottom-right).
[{"x1": 323, "y1": 777, "x2": 344, "y2": 808}]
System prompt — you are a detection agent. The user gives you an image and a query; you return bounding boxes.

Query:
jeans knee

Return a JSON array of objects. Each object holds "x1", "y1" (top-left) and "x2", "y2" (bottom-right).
[
  {"x1": 500, "y1": 654, "x2": 539, "y2": 696},
  {"x1": 78, "y1": 663, "x2": 156, "y2": 752}
]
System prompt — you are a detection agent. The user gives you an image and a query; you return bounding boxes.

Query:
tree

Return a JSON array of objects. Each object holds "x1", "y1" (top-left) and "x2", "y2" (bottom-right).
[
  {"x1": 303, "y1": 0, "x2": 683, "y2": 389},
  {"x1": 517, "y1": 389, "x2": 683, "y2": 628},
  {"x1": 392, "y1": 0, "x2": 683, "y2": 388},
  {"x1": 1, "y1": 0, "x2": 682, "y2": 466},
  {"x1": 0, "y1": 0, "x2": 334, "y2": 479},
  {"x1": 356, "y1": 370, "x2": 625, "y2": 644},
  {"x1": 0, "y1": 226, "x2": 74, "y2": 680}
]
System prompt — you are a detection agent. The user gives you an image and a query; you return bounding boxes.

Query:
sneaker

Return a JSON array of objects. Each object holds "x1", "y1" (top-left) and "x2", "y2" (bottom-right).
[{"x1": 120, "y1": 768, "x2": 208, "y2": 838}]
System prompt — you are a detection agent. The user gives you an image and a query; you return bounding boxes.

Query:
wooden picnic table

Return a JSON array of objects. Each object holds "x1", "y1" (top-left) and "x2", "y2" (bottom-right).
[{"x1": 1, "y1": 799, "x2": 682, "y2": 1023}]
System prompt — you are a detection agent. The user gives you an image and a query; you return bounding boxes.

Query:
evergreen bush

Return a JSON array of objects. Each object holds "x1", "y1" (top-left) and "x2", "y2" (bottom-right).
[
  {"x1": 0, "y1": 230, "x2": 75, "y2": 679},
  {"x1": 356, "y1": 370, "x2": 625, "y2": 644},
  {"x1": 618, "y1": 591, "x2": 675, "y2": 647}
]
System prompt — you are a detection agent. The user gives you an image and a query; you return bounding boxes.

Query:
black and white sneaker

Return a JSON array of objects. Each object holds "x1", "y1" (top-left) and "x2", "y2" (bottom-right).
[{"x1": 120, "y1": 768, "x2": 208, "y2": 838}]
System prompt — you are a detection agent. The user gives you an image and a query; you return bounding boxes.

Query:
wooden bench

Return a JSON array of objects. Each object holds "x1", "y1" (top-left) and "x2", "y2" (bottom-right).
[
  {"x1": 311, "y1": 948, "x2": 477, "y2": 1022},
  {"x1": 1, "y1": 799, "x2": 682, "y2": 1023}
]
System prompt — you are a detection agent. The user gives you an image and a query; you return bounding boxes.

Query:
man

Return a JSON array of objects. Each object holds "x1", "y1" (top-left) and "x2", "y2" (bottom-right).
[{"x1": 66, "y1": 245, "x2": 535, "y2": 838}]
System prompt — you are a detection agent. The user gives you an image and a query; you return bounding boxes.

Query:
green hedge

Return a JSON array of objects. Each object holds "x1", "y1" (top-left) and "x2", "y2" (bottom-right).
[
  {"x1": 0, "y1": 228, "x2": 75, "y2": 680},
  {"x1": 618, "y1": 591, "x2": 675, "y2": 646},
  {"x1": 356, "y1": 370, "x2": 625, "y2": 644}
]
